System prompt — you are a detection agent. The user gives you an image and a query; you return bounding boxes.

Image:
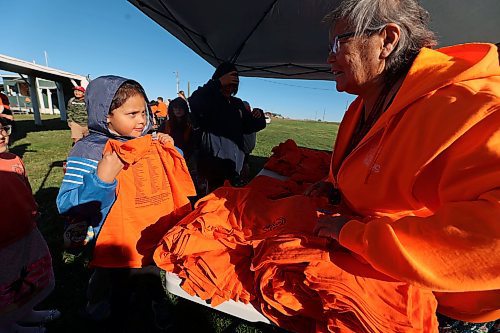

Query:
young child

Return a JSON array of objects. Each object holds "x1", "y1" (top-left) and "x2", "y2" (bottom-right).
[
  {"x1": 56, "y1": 76, "x2": 195, "y2": 328},
  {"x1": 66, "y1": 86, "x2": 89, "y2": 144},
  {"x1": 162, "y1": 97, "x2": 194, "y2": 159},
  {"x1": 0, "y1": 118, "x2": 60, "y2": 333}
]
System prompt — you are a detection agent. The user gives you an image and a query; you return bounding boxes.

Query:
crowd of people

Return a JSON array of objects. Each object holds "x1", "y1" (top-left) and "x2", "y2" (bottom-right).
[{"x1": 0, "y1": 0, "x2": 498, "y2": 332}]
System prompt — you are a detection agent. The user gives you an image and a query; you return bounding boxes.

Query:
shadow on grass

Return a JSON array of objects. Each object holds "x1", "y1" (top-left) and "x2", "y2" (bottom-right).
[
  {"x1": 9, "y1": 143, "x2": 36, "y2": 159},
  {"x1": 11, "y1": 117, "x2": 69, "y2": 143}
]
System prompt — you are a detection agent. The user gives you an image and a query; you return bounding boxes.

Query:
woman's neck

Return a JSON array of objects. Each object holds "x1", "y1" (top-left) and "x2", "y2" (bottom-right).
[{"x1": 362, "y1": 76, "x2": 404, "y2": 120}]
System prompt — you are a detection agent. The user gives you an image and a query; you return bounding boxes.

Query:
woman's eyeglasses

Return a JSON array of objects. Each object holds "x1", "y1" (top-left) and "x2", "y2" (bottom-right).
[
  {"x1": 329, "y1": 27, "x2": 385, "y2": 55},
  {"x1": 0, "y1": 125, "x2": 12, "y2": 136},
  {"x1": 329, "y1": 32, "x2": 356, "y2": 55}
]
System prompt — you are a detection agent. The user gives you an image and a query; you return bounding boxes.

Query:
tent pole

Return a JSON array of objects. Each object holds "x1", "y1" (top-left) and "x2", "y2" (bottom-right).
[{"x1": 230, "y1": 0, "x2": 279, "y2": 63}]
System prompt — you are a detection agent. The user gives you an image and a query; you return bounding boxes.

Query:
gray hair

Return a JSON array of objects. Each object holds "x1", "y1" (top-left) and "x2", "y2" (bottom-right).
[{"x1": 325, "y1": 0, "x2": 437, "y2": 80}]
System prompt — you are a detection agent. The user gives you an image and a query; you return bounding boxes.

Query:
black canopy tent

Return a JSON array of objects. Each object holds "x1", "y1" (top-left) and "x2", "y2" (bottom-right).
[{"x1": 128, "y1": 0, "x2": 500, "y2": 81}]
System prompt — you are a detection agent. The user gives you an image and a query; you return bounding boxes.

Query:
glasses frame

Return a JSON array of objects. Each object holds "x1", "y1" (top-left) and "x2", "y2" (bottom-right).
[
  {"x1": 329, "y1": 27, "x2": 385, "y2": 55},
  {"x1": 0, "y1": 125, "x2": 12, "y2": 136}
]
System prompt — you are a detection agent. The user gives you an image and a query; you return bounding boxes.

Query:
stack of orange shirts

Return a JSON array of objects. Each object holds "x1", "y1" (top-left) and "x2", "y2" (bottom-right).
[
  {"x1": 252, "y1": 234, "x2": 438, "y2": 333},
  {"x1": 154, "y1": 184, "x2": 318, "y2": 306},
  {"x1": 264, "y1": 139, "x2": 331, "y2": 185}
]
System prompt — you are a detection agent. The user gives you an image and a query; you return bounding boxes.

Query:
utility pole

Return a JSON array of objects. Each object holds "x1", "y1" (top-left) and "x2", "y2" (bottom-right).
[
  {"x1": 187, "y1": 81, "x2": 190, "y2": 97},
  {"x1": 315, "y1": 110, "x2": 318, "y2": 121},
  {"x1": 44, "y1": 51, "x2": 49, "y2": 67},
  {"x1": 322, "y1": 108, "x2": 326, "y2": 122},
  {"x1": 174, "y1": 71, "x2": 180, "y2": 93}
]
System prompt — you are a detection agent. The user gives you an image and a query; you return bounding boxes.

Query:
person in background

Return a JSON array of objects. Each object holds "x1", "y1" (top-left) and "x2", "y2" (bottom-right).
[
  {"x1": 162, "y1": 97, "x2": 202, "y2": 198},
  {"x1": 162, "y1": 97, "x2": 194, "y2": 160},
  {"x1": 66, "y1": 86, "x2": 89, "y2": 144},
  {"x1": 0, "y1": 117, "x2": 60, "y2": 333},
  {"x1": 240, "y1": 101, "x2": 259, "y2": 182},
  {"x1": 56, "y1": 76, "x2": 178, "y2": 329},
  {"x1": 308, "y1": 0, "x2": 500, "y2": 331},
  {"x1": 188, "y1": 62, "x2": 266, "y2": 192},
  {"x1": 148, "y1": 99, "x2": 159, "y2": 129},
  {"x1": 177, "y1": 90, "x2": 187, "y2": 101},
  {"x1": 155, "y1": 97, "x2": 168, "y2": 127},
  {"x1": 0, "y1": 91, "x2": 13, "y2": 122}
]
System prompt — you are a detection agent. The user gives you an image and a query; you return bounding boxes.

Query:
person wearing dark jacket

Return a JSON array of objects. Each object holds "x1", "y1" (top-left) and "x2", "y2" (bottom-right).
[{"x1": 188, "y1": 62, "x2": 266, "y2": 192}]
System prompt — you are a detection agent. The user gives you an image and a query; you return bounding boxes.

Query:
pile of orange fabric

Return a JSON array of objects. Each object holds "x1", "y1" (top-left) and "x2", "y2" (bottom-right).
[
  {"x1": 154, "y1": 142, "x2": 439, "y2": 332},
  {"x1": 154, "y1": 184, "x2": 318, "y2": 306},
  {"x1": 253, "y1": 236, "x2": 437, "y2": 333},
  {"x1": 264, "y1": 139, "x2": 331, "y2": 184}
]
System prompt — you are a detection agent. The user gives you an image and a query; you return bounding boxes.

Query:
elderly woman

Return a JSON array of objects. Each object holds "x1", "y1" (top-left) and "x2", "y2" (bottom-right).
[{"x1": 310, "y1": 0, "x2": 500, "y2": 331}]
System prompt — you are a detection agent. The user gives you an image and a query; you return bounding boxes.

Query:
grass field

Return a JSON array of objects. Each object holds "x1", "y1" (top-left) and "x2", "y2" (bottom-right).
[{"x1": 8, "y1": 114, "x2": 339, "y2": 333}]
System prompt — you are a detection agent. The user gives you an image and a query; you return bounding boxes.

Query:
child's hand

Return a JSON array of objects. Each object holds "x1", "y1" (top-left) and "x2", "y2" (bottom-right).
[
  {"x1": 97, "y1": 151, "x2": 125, "y2": 183},
  {"x1": 157, "y1": 133, "x2": 174, "y2": 146}
]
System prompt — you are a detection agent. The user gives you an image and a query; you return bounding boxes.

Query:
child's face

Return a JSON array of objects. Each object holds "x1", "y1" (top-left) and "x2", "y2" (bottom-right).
[
  {"x1": 172, "y1": 107, "x2": 185, "y2": 119},
  {"x1": 0, "y1": 124, "x2": 11, "y2": 153},
  {"x1": 74, "y1": 90, "x2": 84, "y2": 99},
  {"x1": 107, "y1": 94, "x2": 147, "y2": 137}
]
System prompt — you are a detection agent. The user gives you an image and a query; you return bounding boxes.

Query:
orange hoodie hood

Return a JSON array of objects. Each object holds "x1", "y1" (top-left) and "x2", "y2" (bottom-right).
[{"x1": 329, "y1": 43, "x2": 500, "y2": 322}]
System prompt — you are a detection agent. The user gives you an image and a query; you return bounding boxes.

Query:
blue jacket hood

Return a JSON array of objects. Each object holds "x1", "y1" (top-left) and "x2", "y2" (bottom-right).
[
  {"x1": 69, "y1": 75, "x2": 152, "y2": 161},
  {"x1": 85, "y1": 75, "x2": 152, "y2": 135}
]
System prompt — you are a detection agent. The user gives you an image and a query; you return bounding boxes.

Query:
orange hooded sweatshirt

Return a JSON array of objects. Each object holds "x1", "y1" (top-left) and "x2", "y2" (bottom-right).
[{"x1": 329, "y1": 44, "x2": 500, "y2": 322}]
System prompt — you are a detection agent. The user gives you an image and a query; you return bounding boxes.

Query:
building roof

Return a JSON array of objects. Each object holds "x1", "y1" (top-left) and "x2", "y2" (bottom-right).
[{"x1": 0, "y1": 53, "x2": 87, "y2": 84}]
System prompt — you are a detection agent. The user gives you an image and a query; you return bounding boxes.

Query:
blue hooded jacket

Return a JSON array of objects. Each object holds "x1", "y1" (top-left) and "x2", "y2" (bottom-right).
[{"x1": 56, "y1": 75, "x2": 152, "y2": 233}]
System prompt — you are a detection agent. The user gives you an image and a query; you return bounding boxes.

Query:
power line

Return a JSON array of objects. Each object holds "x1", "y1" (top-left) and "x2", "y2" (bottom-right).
[{"x1": 257, "y1": 78, "x2": 336, "y2": 91}]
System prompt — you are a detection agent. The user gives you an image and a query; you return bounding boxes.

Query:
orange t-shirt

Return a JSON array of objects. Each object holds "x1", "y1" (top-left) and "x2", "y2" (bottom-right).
[
  {"x1": 91, "y1": 135, "x2": 196, "y2": 268},
  {"x1": 156, "y1": 101, "x2": 168, "y2": 118}
]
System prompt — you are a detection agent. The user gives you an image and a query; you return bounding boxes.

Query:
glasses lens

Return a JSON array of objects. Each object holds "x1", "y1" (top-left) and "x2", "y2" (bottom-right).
[
  {"x1": 329, "y1": 37, "x2": 338, "y2": 54},
  {"x1": 1, "y1": 125, "x2": 12, "y2": 135}
]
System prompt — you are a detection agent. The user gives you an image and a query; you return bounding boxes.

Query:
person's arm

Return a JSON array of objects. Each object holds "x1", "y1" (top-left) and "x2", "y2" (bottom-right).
[
  {"x1": 187, "y1": 79, "x2": 221, "y2": 126},
  {"x1": 56, "y1": 156, "x2": 117, "y2": 230},
  {"x1": 240, "y1": 104, "x2": 266, "y2": 134},
  {"x1": 66, "y1": 97, "x2": 75, "y2": 122}
]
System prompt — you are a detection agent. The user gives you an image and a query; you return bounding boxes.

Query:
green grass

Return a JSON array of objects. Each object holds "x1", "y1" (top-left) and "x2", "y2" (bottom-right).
[{"x1": 9, "y1": 114, "x2": 338, "y2": 333}]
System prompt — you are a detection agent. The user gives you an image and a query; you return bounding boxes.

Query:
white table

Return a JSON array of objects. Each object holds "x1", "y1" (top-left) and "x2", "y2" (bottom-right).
[{"x1": 163, "y1": 271, "x2": 270, "y2": 323}]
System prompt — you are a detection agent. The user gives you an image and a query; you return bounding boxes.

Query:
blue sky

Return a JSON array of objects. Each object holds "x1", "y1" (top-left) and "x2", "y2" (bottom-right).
[{"x1": 1, "y1": 0, "x2": 355, "y2": 122}]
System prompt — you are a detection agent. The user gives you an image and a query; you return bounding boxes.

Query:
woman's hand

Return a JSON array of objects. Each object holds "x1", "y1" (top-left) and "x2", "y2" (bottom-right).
[
  {"x1": 156, "y1": 133, "x2": 174, "y2": 146},
  {"x1": 97, "y1": 151, "x2": 125, "y2": 183},
  {"x1": 314, "y1": 214, "x2": 352, "y2": 241},
  {"x1": 304, "y1": 180, "x2": 334, "y2": 197}
]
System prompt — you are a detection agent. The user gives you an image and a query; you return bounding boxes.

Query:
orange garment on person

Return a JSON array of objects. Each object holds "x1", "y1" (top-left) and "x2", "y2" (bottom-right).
[
  {"x1": 155, "y1": 179, "x2": 439, "y2": 332},
  {"x1": 0, "y1": 93, "x2": 10, "y2": 111},
  {"x1": 156, "y1": 101, "x2": 168, "y2": 118},
  {"x1": 150, "y1": 104, "x2": 158, "y2": 115},
  {"x1": 0, "y1": 92, "x2": 13, "y2": 121},
  {"x1": 0, "y1": 153, "x2": 37, "y2": 248},
  {"x1": 91, "y1": 134, "x2": 196, "y2": 268},
  {"x1": 327, "y1": 43, "x2": 500, "y2": 322}
]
